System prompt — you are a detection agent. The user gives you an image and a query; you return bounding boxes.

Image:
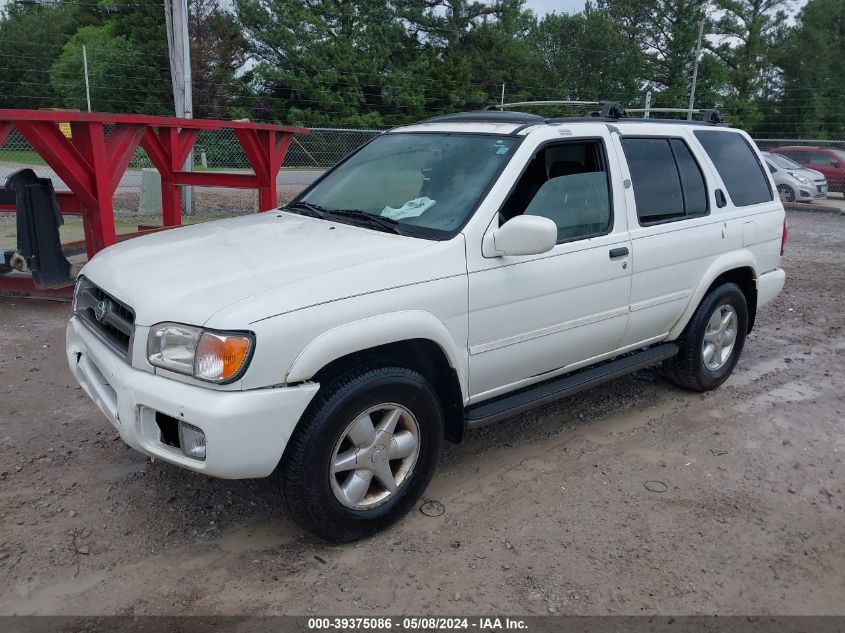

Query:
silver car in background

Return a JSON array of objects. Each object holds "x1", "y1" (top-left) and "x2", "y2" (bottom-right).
[{"x1": 762, "y1": 151, "x2": 828, "y2": 203}]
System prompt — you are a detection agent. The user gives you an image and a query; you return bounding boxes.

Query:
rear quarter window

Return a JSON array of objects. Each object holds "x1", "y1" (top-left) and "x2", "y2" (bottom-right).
[{"x1": 694, "y1": 131, "x2": 773, "y2": 207}]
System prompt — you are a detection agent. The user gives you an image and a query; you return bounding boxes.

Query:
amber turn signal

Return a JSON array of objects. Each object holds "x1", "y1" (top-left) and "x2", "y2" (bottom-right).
[{"x1": 194, "y1": 331, "x2": 253, "y2": 382}]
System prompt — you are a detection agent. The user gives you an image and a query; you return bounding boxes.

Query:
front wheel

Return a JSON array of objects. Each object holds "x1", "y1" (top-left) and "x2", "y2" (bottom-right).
[
  {"x1": 275, "y1": 364, "x2": 444, "y2": 542},
  {"x1": 777, "y1": 184, "x2": 796, "y2": 203},
  {"x1": 664, "y1": 282, "x2": 748, "y2": 392}
]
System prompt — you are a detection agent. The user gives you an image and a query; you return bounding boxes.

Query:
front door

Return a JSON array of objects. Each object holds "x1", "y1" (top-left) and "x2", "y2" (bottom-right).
[{"x1": 467, "y1": 131, "x2": 632, "y2": 401}]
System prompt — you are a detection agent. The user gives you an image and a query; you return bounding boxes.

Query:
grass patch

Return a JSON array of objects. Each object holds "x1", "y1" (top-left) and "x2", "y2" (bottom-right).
[{"x1": 0, "y1": 150, "x2": 46, "y2": 166}]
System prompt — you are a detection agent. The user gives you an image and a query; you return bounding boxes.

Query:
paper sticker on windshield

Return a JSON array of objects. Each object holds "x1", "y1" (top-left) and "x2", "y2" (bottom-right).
[
  {"x1": 496, "y1": 146, "x2": 510, "y2": 155},
  {"x1": 382, "y1": 197, "x2": 436, "y2": 220}
]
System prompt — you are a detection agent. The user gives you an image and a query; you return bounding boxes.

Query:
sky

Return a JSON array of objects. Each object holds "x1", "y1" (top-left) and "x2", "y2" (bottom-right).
[{"x1": 524, "y1": 0, "x2": 587, "y2": 15}]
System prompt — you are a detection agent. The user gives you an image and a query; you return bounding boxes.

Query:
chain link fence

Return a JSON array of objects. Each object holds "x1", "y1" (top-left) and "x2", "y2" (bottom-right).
[{"x1": 0, "y1": 127, "x2": 842, "y2": 219}]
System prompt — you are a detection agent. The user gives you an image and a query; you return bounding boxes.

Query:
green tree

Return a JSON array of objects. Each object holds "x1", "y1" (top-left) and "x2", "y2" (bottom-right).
[
  {"x1": 50, "y1": 25, "x2": 168, "y2": 114},
  {"x1": 709, "y1": 0, "x2": 792, "y2": 129},
  {"x1": 190, "y1": 0, "x2": 249, "y2": 118},
  {"x1": 528, "y1": 4, "x2": 645, "y2": 105},
  {"x1": 0, "y1": 2, "x2": 79, "y2": 109},
  {"x1": 599, "y1": 0, "x2": 710, "y2": 107},
  {"x1": 772, "y1": 0, "x2": 845, "y2": 138},
  {"x1": 236, "y1": 0, "x2": 417, "y2": 126},
  {"x1": 402, "y1": 0, "x2": 509, "y2": 49}
]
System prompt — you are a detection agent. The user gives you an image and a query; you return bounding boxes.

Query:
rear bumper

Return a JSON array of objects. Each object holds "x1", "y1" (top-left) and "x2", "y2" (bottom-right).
[
  {"x1": 757, "y1": 268, "x2": 786, "y2": 309},
  {"x1": 66, "y1": 316, "x2": 318, "y2": 478}
]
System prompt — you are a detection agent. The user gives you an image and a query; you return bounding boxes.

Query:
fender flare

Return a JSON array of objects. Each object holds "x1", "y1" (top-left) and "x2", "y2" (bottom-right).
[
  {"x1": 667, "y1": 251, "x2": 758, "y2": 340},
  {"x1": 285, "y1": 310, "x2": 468, "y2": 400}
]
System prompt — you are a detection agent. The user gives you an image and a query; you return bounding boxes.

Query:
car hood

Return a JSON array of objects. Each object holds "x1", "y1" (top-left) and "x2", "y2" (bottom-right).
[
  {"x1": 81, "y1": 212, "x2": 435, "y2": 326},
  {"x1": 801, "y1": 167, "x2": 826, "y2": 180}
]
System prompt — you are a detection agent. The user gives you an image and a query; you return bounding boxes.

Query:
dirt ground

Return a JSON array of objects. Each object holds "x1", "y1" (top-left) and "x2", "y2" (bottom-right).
[{"x1": 0, "y1": 210, "x2": 843, "y2": 617}]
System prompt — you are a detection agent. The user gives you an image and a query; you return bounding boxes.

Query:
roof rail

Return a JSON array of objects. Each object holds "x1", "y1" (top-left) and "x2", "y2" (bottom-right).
[
  {"x1": 491, "y1": 100, "x2": 629, "y2": 119},
  {"x1": 492, "y1": 100, "x2": 601, "y2": 110},
  {"x1": 627, "y1": 107, "x2": 724, "y2": 124}
]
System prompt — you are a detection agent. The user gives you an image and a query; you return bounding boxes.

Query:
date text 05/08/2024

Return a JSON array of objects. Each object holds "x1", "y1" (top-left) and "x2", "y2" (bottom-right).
[{"x1": 307, "y1": 617, "x2": 528, "y2": 630}]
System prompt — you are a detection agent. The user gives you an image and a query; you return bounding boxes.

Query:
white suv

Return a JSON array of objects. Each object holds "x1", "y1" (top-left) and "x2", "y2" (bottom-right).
[{"x1": 66, "y1": 104, "x2": 787, "y2": 541}]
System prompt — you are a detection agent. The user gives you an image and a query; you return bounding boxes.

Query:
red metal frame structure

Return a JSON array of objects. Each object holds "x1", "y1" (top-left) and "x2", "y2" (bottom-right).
[{"x1": 0, "y1": 110, "x2": 306, "y2": 297}]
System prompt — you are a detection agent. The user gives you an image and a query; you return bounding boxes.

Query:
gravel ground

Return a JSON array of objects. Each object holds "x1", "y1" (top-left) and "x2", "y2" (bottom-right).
[{"x1": 0, "y1": 210, "x2": 843, "y2": 616}]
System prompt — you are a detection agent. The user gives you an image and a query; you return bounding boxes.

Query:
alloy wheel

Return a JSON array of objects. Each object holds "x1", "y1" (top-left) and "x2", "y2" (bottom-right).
[{"x1": 329, "y1": 403, "x2": 421, "y2": 510}]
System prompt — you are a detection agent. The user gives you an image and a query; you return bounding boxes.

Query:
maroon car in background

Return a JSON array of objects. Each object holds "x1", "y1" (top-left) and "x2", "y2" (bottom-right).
[{"x1": 773, "y1": 146, "x2": 845, "y2": 193}]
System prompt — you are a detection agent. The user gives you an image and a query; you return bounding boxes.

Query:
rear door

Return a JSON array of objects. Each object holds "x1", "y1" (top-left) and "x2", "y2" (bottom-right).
[{"x1": 614, "y1": 130, "x2": 721, "y2": 347}]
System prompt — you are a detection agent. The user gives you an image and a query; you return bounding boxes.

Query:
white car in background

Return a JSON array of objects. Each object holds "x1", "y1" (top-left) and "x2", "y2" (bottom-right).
[
  {"x1": 762, "y1": 151, "x2": 828, "y2": 203},
  {"x1": 66, "y1": 104, "x2": 786, "y2": 542}
]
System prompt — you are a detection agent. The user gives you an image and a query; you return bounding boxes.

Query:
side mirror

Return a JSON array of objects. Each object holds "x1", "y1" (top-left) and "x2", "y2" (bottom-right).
[{"x1": 485, "y1": 215, "x2": 557, "y2": 257}]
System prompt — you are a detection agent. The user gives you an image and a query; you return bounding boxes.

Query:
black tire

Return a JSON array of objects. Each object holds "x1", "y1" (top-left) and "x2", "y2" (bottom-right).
[
  {"x1": 664, "y1": 282, "x2": 748, "y2": 392},
  {"x1": 275, "y1": 364, "x2": 444, "y2": 542}
]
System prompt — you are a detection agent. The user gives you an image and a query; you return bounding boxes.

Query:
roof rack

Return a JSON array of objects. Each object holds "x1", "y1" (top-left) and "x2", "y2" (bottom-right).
[{"x1": 420, "y1": 102, "x2": 725, "y2": 129}]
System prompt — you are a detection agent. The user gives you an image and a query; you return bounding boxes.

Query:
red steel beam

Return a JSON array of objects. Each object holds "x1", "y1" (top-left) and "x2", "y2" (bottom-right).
[
  {"x1": 0, "y1": 109, "x2": 307, "y2": 135},
  {"x1": 142, "y1": 126, "x2": 201, "y2": 226},
  {"x1": 0, "y1": 192, "x2": 82, "y2": 213},
  {"x1": 0, "y1": 122, "x2": 11, "y2": 147},
  {"x1": 13, "y1": 121, "x2": 98, "y2": 210},
  {"x1": 0, "y1": 110, "x2": 308, "y2": 269},
  {"x1": 70, "y1": 121, "x2": 117, "y2": 255},
  {"x1": 0, "y1": 274, "x2": 74, "y2": 300},
  {"x1": 105, "y1": 124, "x2": 146, "y2": 194},
  {"x1": 173, "y1": 171, "x2": 258, "y2": 188}
]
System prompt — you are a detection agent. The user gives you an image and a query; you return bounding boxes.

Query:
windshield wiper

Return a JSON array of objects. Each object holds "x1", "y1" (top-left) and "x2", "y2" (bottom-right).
[
  {"x1": 323, "y1": 209, "x2": 405, "y2": 235},
  {"x1": 283, "y1": 201, "x2": 331, "y2": 218},
  {"x1": 284, "y1": 203, "x2": 404, "y2": 235}
]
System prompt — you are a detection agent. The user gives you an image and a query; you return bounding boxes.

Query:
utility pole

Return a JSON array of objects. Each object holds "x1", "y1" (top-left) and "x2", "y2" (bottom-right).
[
  {"x1": 82, "y1": 45, "x2": 91, "y2": 113},
  {"x1": 501, "y1": 83, "x2": 505, "y2": 106},
  {"x1": 164, "y1": 0, "x2": 193, "y2": 213},
  {"x1": 688, "y1": 18, "x2": 705, "y2": 120},
  {"x1": 644, "y1": 91, "x2": 651, "y2": 118}
]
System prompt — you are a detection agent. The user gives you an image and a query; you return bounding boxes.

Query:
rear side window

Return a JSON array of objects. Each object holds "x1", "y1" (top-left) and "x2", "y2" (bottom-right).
[
  {"x1": 671, "y1": 139, "x2": 708, "y2": 216},
  {"x1": 621, "y1": 137, "x2": 708, "y2": 224},
  {"x1": 694, "y1": 131, "x2": 773, "y2": 206}
]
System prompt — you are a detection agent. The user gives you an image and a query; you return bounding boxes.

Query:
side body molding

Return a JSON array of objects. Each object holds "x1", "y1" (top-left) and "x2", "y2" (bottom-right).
[
  {"x1": 667, "y1": 250, "x2": 758, "y2": 340},
  {"x1": 285, "y1": 310, "x2": 469, "y2": 400}
]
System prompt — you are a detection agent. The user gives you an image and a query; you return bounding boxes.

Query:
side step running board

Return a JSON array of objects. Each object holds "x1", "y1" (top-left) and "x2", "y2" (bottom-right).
[{"x1": 465, "y1": 343, "x2": 679, "y2": 430}]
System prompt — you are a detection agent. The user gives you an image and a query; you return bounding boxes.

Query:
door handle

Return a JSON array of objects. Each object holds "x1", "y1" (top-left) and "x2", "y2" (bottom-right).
[{"x1": 609, "y1": 247, "x2": 629, "y2": 259}]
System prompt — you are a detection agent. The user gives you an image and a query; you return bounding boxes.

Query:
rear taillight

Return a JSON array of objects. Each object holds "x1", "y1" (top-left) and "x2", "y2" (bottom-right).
[{"x1": 780, "y1": 218, "x2": 788, "y2": 256}]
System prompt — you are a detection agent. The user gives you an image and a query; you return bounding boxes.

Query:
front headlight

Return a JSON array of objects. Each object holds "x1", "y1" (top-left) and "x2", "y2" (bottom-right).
[
  {"x1": 789, "y1": 171, "x2": 810, "y2": 184},
  {"x1": 147, "y1": 322, "x2": 254, "y2": 384}
]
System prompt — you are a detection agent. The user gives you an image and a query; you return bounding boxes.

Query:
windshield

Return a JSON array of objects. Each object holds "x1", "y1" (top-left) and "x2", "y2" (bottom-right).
[
  {"x1": 767, "y1": 153, "x2": 802, "y2": 170},
  {"x1": 295, "y1": 133, "x2": 518, "y2": 238}
]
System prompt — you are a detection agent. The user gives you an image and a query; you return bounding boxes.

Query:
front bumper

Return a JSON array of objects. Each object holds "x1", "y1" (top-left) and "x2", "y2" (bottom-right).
[
  {"x1": 795, "y1": 183, "x2": 827, "y2": 200},
  {"x1": 66, "y1": 316, "x2": 319, "y2": 479}
]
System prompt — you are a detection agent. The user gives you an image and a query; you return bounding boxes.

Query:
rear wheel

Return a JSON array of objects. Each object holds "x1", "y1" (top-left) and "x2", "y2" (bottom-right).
[
  {"x1": 275, "y1": 364, "x2": 443, "y2": 542},
  {"x1": 664, "y1": 282, "x2": 748, "y2": 392}
]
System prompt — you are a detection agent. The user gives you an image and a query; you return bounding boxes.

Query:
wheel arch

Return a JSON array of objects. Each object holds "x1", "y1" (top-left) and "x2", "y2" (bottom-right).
[
  {"x1": 668, "y1": 257, "x2": 758, "y2": 340},
  {"x1": 285, "y1": 311, "x2": 468, "y2": 443}
]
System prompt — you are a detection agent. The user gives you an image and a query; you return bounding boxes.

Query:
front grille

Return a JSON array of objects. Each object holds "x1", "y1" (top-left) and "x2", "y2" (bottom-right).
[{"x1": 74, "y1": 276, "x2": 135, "y2": 358}]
